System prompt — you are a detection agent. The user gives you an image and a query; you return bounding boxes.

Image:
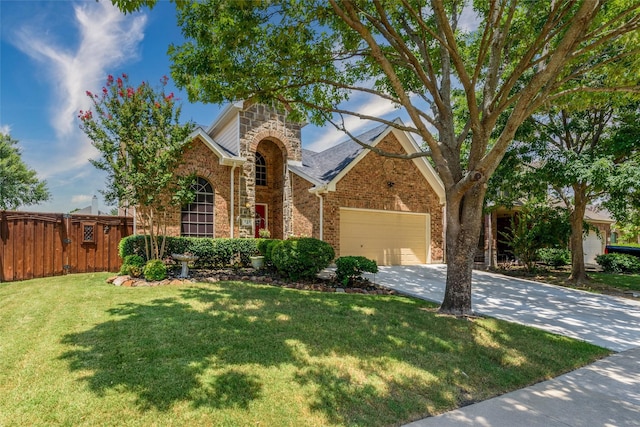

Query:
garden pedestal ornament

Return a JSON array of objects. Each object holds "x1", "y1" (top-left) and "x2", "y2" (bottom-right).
[{"x1": 172, "y1": 253, "x2": 199, "y2": 278}]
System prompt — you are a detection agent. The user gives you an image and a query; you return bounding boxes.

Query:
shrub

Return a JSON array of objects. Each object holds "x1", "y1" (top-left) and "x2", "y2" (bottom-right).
[
  {"x1": 258, "y1": 229, "x2": 271, "y2": 238},
  {"x1": 143, "y1": 259, "x2": 167, "y2": 281},
  {"x1": 257, "y1": 239, "x2": 281, "y2": 270},
  {"x1": 119, "y1": 254, "x2": 145, "y2": 277},
  {"x1": 271, "y1": 237, "x2": 335, "y2": 280},
  {"x1": 595, "y1": 253, "x2": 640, "y2": 274},
  {"x1": 536, "y1": 248, "x2": 571, "y2": 267},
  {"x1": 335, "y1": 256, "x2": 378, "y2": 286},
  {"x1": 119, "y1": 235, "x2": 259, "y2": 268},
  {"x1": 118, "y1": 235, "x2": 188, "y2": 261}
]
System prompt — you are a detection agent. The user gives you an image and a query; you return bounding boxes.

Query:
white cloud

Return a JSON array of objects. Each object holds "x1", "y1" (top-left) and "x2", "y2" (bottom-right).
[
  {"x1": 0, "y1": 124, "x2": 11, "y2": 136},
  {"x1": 11, "y1": 1, "x2": 147, "y2": 176},
  {"x1": 458, "y1": 4, "x2": 480, "y2": 32},
  {"x1": 305, "y1": 94, "x2": 403, "y2": 152}
]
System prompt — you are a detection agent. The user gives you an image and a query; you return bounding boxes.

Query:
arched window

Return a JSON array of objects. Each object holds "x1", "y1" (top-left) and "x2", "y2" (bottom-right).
[
  {"x1": 255, "y1": 152, "x2": 267, "y2": 186},
  {"x1": 181, "y1": 177, "x2": 214, "y2": 237}
]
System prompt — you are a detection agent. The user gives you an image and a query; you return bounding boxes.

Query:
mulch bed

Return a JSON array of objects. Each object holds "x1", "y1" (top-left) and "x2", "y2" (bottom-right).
[{"x1": 107, "y1": 268, "x2": 397, "y2": 295}]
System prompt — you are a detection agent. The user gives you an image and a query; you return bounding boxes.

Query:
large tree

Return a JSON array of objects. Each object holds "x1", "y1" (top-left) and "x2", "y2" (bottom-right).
[
  {"x1": 504, "y1": 103, "x2": 640, "y2": 283},
  {"x1": 116, "y1": 0, "x2": 640, "y2": 315},
  {"x1": 79, "y1": 74, "x2": 195, "y2": 260},
  {"x1": 0, "y1": 133, "x2": 50, "y2": 210}
]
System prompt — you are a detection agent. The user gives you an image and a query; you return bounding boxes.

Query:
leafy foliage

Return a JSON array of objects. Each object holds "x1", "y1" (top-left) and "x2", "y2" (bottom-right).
[
  {"x1": 501, "y1": 203, "x2": 571, "y2": 271},
  {"x1": 118, "y1": 235, "x2": 260, "y2": 268},
  {"x1": 119, "y1": 254, "x2": 146, "y2": 277},
  {"x1": 143, "y1": 259, "x2": 168, "y2": 281},
  {"x1": 256, "y1": 238, "x2": 280, "y2": 271},
  {"x1": 79, "y1": 74, "x2": 195, "y2": 260},
  {"x1": 335, "y1": 256, "x2": 378, "y2": 287},
  {"x1": 489, "y1": 101, "x2": 640, "y2": 282},
  {"x1": 271, "y1": 238, "x2": 335, "y2": 281},
  {"x1": 0, "y1": 133, "x2": 50, "y2": 210},
  {"x1": 596, "y1": 253, "x2": 640, "y2": 274},
  {"x1": 536, "y1": 248, "x2": 571, "y2": 268}
]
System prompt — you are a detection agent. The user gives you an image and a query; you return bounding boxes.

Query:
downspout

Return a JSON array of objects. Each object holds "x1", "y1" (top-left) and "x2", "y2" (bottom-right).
[
  {"x1": 311, "y1": 185, "x2": 328, "y2": 241},
  {"x1": 315, "y1": 192, "x2": 324, "y2": 241},
  {"x1": 230, "y1": 164, "x2": 237, "y2": 238}
]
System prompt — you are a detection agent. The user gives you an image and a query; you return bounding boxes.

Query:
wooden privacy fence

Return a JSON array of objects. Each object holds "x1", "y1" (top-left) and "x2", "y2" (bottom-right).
[{"x1": 0, "y1": 211, "x2": 133, "y2": 282}]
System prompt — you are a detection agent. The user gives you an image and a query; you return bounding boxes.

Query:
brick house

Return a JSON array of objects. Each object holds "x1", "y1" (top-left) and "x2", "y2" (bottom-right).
[{"x1": 169, "y1": 101, "x2": 446, "y2": 265}]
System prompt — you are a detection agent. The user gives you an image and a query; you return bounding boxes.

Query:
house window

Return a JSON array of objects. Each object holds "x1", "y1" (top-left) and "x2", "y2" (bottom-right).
[
  {"x1": 255, "y1": 152, "x2": 267, "y2": 186},
  {"x1": 181, "y1": 177, "x2": 214, "y2": 237}
]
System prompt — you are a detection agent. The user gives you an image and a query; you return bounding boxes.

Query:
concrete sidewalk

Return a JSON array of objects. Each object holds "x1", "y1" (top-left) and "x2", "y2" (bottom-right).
[
  {"x1": 363, "y1": 265, "x2": 640, "y2": 426},
  {"x1": 406, "y1": 347, "x2": 640, "y2": 427}
]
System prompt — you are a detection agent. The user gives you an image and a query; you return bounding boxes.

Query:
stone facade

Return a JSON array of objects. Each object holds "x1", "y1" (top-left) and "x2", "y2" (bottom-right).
[{"x1": 237, "y1": 103, "x2": 302, "y2": 238}]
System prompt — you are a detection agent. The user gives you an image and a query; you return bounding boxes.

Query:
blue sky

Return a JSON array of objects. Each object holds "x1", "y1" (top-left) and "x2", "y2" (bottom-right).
[{"x1": 0, "y1": 0, "x2": 404, "y2": 213}]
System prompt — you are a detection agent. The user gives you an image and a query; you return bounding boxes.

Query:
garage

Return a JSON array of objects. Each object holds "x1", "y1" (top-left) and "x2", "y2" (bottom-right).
[
  {"x1": 583, "y1": 230, "x2": 604, "y2": 265},
  {"x1": 339, "y1": 208, "x2": 430, "y2": 265}
]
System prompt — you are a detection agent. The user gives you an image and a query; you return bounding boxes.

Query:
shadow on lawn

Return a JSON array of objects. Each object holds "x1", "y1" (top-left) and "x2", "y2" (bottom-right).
[{"x1": 58, "y1": 281, "x2": 582, "y2": 425}]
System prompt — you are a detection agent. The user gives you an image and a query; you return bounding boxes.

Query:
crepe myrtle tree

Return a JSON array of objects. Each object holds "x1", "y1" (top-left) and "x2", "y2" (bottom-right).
[
  {"x1": 0, "y1": 133, "x2": 50, "y2": 210},
  {"x1": 79, "y1": 74, "x2": 195, "y2": 260},
  {"x1": 114, "y1": 0, "x2": 640, "y2": 316}
]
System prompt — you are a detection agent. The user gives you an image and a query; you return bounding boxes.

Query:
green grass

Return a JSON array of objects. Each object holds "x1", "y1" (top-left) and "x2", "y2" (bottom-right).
[
  {"x1": 0, "y1": 273, "x2": 609, "y2": 426},
  {"x1": 590, "y1": 272, "x2": 640, "y2": 292}
]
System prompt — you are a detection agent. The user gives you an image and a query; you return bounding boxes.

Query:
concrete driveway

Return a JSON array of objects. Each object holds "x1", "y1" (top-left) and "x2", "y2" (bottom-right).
[
  {"x1": 362, "y1": 265, "x2": 640, "y2": 426},
  {"x1": 366, "y1": 264, "x2": 640, "y2": 352}
]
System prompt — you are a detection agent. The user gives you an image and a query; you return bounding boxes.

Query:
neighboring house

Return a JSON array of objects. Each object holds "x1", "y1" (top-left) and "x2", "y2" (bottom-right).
[
  {"x1": 166, "y1": 101, "x2": 446, "y2": 265},
  {"x1": 477, "y1": 205, "x2": 615, "y2": 268},
  {"x1": 73, "y1": 195, "x2": 108, "y2": 216}
]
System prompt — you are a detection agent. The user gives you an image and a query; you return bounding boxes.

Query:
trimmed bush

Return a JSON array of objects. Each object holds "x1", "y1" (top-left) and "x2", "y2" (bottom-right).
[
  {"x1": 271, "y1": 237, "x2": 335, "y2": 280},
  {"x1": 118, "y1": 235, "x2": 260, "y2": 268},
  {"x1": 143, "y1": 259, "x2": 167, "y2": 281},
  {"x1": 595, "y1": 253, "x2": 640, "y2": 274},
  {"x1": 118, "y1": 235, "x2": 188, "y2": 261},
  {"x1": 335, "y1": 256, "x2": 378, "y2": 286},
  {"x1": 119, "y1": 254, "x2": 145, "y2": 277},
  {"x1": 257, "y1": 239, "x2": 281, "y2": 270},
  {"x1": 536, "y1": 248, "x2": 571, "y2": 267}
]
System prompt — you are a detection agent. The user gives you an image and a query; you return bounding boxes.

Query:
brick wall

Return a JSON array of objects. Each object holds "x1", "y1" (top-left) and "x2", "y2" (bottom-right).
[
  {"x1": 291, "y1": 173, "x2": 320, "y2": 238},
  {"x1": 322, "y1": 134, "x2": 444, "y2": 261},
  {"x1": 168, "y1": 138, "x2": 236, "y2": 237}
]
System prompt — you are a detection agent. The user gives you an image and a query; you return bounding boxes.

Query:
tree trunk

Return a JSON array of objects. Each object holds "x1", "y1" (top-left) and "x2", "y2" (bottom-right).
[
  {"x1": 569, "y1": 189, "x2": 589, "y2": 284},
  {"x1": 439, "y1": 186, "x2": 485, "y2": 316}
]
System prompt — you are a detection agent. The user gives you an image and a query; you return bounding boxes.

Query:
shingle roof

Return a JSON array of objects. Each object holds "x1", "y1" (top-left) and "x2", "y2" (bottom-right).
[{"x1": 291, "y1": 122, "x2": 390, "y2": 184}]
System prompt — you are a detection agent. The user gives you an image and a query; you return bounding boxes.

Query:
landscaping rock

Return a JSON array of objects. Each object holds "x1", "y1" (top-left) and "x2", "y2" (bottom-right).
[{"x1": 112, "y1": 275, "x2": 131, "y2": 286}]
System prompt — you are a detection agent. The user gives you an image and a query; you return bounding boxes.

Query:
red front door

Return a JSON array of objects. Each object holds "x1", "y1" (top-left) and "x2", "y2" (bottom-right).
[{"x1": 255, "y1": 204, "x2": 267, "y2": 238}]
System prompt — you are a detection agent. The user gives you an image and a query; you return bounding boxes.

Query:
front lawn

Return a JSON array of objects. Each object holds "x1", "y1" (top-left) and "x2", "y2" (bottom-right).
[
  {"x1": 495, "y1": 267, "x2": 640, "y2": 296},
  {"x1": 0, "y1": 273, "x2": 608, "y2": 426},
  {"x1": 590, "y1": 272, "x2": 640, "y2": 292}
]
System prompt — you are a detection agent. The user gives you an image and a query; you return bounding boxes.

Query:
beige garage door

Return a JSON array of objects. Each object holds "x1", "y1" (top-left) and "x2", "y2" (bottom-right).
[{"x1": 340, "y1": 208, "x2": 430, "y2": 265}]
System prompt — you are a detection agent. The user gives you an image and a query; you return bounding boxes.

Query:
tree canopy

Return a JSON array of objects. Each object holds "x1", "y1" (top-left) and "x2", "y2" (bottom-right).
[
  {"x1": 114, "y1": 0, "x2": 640, "y2": 315},
  {"x1": 0, "y1": 133, "x2": 50, "y2": 210},
  {"x1": 488, "y1": 101, "x2": 640, "y2": 282}
]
